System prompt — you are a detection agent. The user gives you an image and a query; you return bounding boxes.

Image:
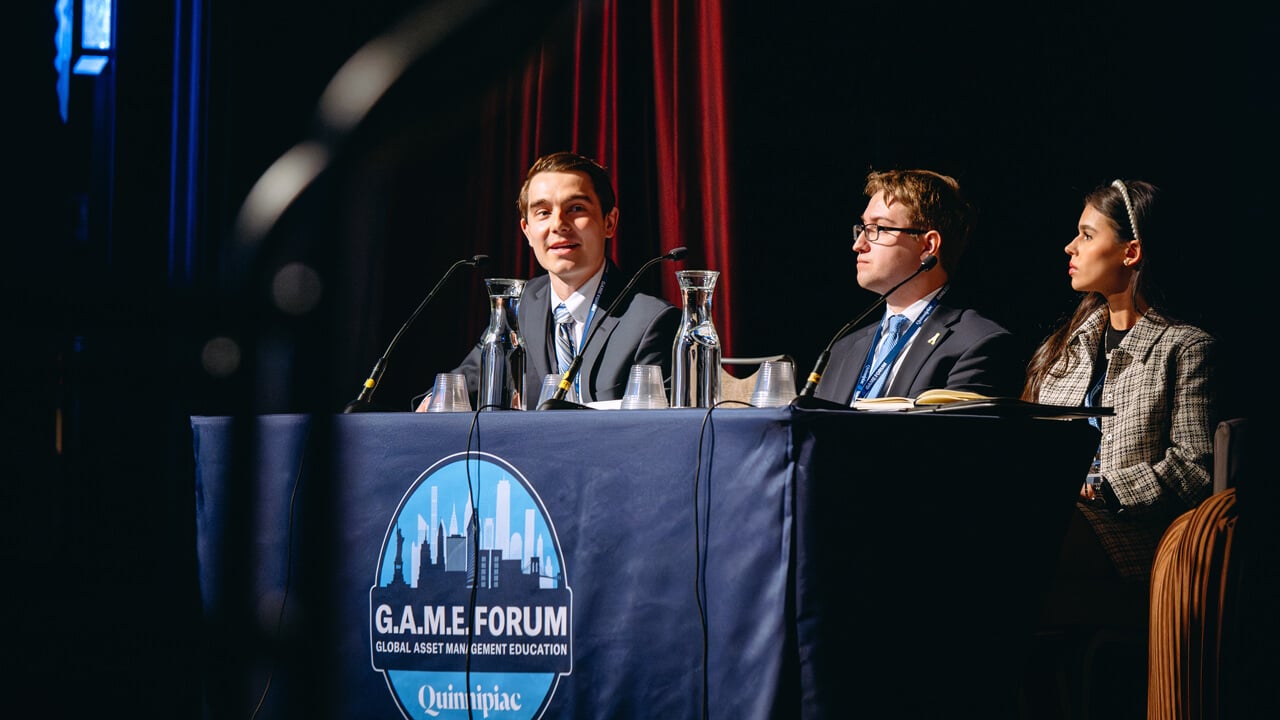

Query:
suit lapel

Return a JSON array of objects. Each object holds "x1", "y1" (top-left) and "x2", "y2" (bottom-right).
[
  {"x1": 834, "y1": 324, "x2": 877, "y2": 404},
  {"x1": 885, "y1": 303, "x2": 958, "y2": 397},
  {"x1": 521, "y1": 275, "x2": 552, "y2": 376},
  {"x1": 580, "y1": 261, "x2": 622, "y2": 388}
]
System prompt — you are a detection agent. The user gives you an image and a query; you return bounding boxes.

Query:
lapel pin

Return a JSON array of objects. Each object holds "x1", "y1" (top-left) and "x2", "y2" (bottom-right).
[{"x1": 927, "y1": 332, "x2": 940, "y2": 345}]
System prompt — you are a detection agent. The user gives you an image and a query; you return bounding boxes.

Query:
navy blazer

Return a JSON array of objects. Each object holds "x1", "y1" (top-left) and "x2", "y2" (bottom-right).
[
  {"x1": 813, "y1": 295, "x2": 1025, "y2": 405},
  {"x1": 452, "y1": 261, "x2": 680, "y2": 405}
]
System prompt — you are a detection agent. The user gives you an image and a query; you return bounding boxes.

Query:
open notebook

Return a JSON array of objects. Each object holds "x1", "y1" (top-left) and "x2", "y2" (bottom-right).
[{"x1": 854, "y1": 389, "x2": 1111, "y2": 419}]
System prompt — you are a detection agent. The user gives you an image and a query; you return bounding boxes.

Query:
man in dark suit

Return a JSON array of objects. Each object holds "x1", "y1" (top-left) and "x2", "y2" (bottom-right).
[
  {"x1": 419, "y1": 151, "x2": 678, "y2": 409},
  {"x1": 814, "y1": 169, "x2": 1024, "y2": 404}
]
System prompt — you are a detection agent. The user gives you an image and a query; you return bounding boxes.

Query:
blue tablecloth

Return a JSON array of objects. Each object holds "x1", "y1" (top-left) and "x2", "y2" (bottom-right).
[{"x1": 192, "y1": 406, "x2": 1097, "y2": 719}]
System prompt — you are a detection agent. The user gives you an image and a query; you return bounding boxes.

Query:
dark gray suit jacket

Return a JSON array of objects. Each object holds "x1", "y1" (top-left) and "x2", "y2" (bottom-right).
[
  {"x1": 452, "y1": 262, "x2": 680, "y2": 405},
  {"x1": 814, "y1": 296, "x2": 1026, "y2": 405}
]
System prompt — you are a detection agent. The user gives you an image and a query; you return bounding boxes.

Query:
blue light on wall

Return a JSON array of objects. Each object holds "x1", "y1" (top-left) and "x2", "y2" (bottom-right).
[
  {"x1": 82, "y1": 0, "x2": 113, "y2": 50},
  {"x1": 74, "y1": 55, "x2": 109, "y2": 75},
  {"x1": 55, "y1": 0, "x2": 73, "y2": 121}
]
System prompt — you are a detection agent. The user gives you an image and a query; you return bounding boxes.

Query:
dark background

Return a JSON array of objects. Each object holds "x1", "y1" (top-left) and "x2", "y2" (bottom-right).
[{"x1": 8, "y1": 0, "x2": 1272, "y2": 714}]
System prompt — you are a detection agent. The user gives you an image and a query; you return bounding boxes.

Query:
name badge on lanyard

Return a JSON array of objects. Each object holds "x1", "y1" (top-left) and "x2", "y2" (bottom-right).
[
  {"x1": 564, "y1": 267, "x2": 608, "y2": 398},
  {"x1": 853, "y1": 285, "x2": 947, "y2": 400}
]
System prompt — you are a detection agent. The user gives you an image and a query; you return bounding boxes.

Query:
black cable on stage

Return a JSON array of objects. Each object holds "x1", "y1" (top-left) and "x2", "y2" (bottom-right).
[
  {"x1": 461, "y1": 402, "x2": 501, "y2": 720},
  {"x1": 248, "y1": 423, "x2": 314, "y2": 720},
  {"x1": 691, "y1": 399, "x2": 746, "y2": 720}
]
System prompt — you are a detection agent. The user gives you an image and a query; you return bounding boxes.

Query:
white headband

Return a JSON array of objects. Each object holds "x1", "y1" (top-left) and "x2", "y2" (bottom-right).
[{"x1": 1111, "y1": 179, "x2": 1142, "y2": 243}]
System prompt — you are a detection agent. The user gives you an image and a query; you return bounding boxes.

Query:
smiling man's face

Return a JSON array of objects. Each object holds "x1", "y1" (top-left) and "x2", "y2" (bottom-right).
[{"x1": 521, "y1": 170, "x2": 618, "y2": 298}]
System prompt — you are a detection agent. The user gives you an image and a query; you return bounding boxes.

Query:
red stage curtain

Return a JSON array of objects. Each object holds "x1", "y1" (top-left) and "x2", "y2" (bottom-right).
[{"x1": 465, "y1": 0, "x2": 737, "y2": 355}]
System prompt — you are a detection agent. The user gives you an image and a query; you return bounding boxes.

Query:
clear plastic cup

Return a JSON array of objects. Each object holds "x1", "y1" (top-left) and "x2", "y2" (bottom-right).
[
  {"x1": 748, "y1": 360, "x2": 797, "y2": 408},
  {"x1": 536, "y1": 373, "x2": 566, "y2": 408},
  {"x1": 425, "y1": 372, "x2": 472, "y2": 412},
  {"x1": 620, "y1": 364, "x2": 669, "y2": 409}
]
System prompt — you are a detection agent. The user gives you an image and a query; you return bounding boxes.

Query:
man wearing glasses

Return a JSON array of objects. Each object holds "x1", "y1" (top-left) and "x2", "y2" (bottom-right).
[{"x1": 813, "y1": 169, "x2": 1025, "y2": 404}]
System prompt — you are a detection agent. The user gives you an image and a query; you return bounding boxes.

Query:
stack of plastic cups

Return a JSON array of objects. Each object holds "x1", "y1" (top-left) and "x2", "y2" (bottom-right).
[
  {"x1": 748, "y1": 360, "x2": 797, "y2": 408},
  {"x1": 620, "y1": 364, "x2": 669, "y2": 409}
]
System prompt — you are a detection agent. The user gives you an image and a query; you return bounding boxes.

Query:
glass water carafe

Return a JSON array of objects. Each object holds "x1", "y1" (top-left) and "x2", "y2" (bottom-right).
[
  {"x1": 478, "y1": 278, "x2": 526, "y2": 410},
  {"x1": 671, "y1": 269, "x2": 721, "y2": 408}
]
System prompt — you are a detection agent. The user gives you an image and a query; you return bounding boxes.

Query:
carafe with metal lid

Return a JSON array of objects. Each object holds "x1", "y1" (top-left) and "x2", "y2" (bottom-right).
[
  {"x1": 670, "y1": 269, "x2": 721, "y2": 408},
  {"x1": 478, "y1": 278, "x2": 526, "y2": 410}
]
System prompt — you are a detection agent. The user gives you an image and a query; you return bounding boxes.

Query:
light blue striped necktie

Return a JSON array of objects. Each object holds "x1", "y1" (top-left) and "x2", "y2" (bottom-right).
[
  {"x1": 864, "y1": 314, "x2": 909, "y2": 398},
  {"x1": 553, "y1": 303, "x2": 575, "y2": 375}
]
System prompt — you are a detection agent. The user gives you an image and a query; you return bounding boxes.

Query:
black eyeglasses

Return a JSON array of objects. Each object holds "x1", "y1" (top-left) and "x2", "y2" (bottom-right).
[{"x1": 852, "y1": 223, "x2": 927, "y2": 245}]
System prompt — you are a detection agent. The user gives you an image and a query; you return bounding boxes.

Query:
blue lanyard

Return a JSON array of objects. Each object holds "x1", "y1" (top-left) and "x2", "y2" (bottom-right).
[
  {"x1": 853, "y1": 285, "x2": 947, "y2": 400},
  {"x1": 566, "y1": 266, "x2": 608, "y2": 397}
]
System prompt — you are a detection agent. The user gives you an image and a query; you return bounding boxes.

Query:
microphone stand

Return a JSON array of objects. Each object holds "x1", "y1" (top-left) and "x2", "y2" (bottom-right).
[
  {"x1": 792, "y1": 255, "x2": 938, "y2": 410},
  {"x1": 538, "y1": 247, "x2": 688, "y2": 410},
  {"x1": 342, "y1": 255, "x2": 488, "y2": 413}
]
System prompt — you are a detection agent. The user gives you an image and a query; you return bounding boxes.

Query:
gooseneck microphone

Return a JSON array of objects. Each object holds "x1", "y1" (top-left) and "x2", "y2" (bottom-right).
[
  {"x1": 342, "y1": 254, "x2": 488, "y2": 413},
  {"x1": 793, "y1": 254, "x2": 938, "y2": 406},
  {"x1": 538, "y1": 246, "x2": 689, "y2": 410}
]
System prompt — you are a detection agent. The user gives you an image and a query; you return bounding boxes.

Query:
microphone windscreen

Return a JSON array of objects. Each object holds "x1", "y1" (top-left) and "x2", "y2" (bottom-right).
[
  {"x1": 920, "y1": 254, "x2": 938, "y2": 271},
  {"x1": 471, "y1": 254, "x2": 490, "y2": 266},
  {"x1": 667, "y1": 246, "x2": 689, "y2": 260}
]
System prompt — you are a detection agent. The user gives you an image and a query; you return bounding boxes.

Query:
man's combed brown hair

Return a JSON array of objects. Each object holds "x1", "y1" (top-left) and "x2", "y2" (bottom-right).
[
  {"x1": 863, "y1": 169, "x2": 973, "y2": 274},
  {"x1": 517, "y1": 151, "x2": 617, "y2": 218}
]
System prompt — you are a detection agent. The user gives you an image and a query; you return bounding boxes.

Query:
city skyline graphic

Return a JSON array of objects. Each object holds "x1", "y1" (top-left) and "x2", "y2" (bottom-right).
[{"x1": 370, "y1": 452, "x2": 572, "y2": 720}]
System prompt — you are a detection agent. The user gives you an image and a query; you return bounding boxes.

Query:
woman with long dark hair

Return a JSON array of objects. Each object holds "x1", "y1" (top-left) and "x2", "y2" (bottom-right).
[{"x1": 1025, "y1": 179, "x2": 1216, "y2": 586}]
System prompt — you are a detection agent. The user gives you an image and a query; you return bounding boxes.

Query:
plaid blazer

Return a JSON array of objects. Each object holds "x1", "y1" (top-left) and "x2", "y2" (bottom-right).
[{"x1": 1037, "y1": 307, "x2": 1216, "y2": 580}]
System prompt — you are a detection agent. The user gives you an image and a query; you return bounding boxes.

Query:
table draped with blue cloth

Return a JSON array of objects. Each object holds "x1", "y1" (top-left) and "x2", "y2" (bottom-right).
[{"x1": 191, "y1": 406, "x2": 1097, "y2": 719}]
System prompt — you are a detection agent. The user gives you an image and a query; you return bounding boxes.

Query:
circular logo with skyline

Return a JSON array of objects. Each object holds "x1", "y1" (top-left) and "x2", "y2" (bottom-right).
[{"x1": 369, "y1": 452, "x2": 573, "y2": 719}]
